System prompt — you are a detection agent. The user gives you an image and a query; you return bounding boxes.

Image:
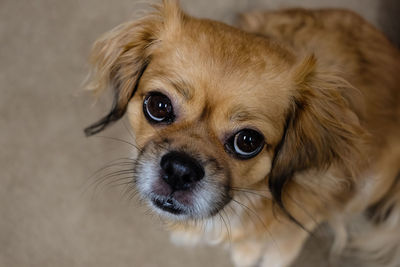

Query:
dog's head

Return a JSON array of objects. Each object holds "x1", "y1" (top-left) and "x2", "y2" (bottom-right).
[{"x1": 85, "y1": 0, "x2": 363, "y2": 221}]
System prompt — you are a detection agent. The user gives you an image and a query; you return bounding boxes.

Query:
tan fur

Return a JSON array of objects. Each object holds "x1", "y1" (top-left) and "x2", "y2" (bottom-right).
[{"x1": 85, "y1": 1, "x2": 400, "y2": 266}]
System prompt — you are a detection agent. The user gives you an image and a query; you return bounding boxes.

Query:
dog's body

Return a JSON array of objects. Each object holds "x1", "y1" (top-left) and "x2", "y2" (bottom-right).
[{"x1": 85, "y1": 1, "x2": 400, "y2": 266}]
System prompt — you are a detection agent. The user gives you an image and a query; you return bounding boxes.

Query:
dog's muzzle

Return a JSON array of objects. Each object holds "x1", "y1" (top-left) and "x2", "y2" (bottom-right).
[
  {"x1": 150, "y1": 151, "x2": 205, "y2": 215},
  {"x1": 136, "y1": 140, "x2": 230, "y2": 219}
]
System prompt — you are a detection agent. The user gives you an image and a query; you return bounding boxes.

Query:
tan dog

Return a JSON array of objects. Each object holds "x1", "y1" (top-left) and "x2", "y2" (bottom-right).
[{"x1": 84, "y1": 1, "x2": 400, "y2": 266}]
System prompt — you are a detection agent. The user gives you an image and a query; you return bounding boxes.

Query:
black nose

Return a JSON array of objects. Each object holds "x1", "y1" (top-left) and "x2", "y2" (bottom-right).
[{"x1": 160, "y1": 151, "x2": 205, "y2": 191}]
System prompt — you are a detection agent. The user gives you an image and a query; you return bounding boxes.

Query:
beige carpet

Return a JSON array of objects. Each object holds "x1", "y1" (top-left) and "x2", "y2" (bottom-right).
[{"x1": 1, "y1": 0, "x2": 398, "y2": 266}]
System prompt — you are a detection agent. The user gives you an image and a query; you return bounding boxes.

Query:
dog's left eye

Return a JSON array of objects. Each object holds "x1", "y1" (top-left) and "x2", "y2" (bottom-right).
[
  {"x1": 143, "y1": 92, "x2": 175, "y2": 124},
  {"x1": 225, "y1": 129, "x2": 265, "y2": 159}
]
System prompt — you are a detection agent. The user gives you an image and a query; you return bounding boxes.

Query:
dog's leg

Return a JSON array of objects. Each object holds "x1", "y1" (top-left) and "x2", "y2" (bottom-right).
[
  {"x1": 230, "y1": 227, "x2": 309, "y2": 267},
  {"x1": 169, "y1": 228, "x2": 203, "y2": 247},
  {"x1": 259, "y1": 229, "x2": 309, "y2": 267},
  {"x1": 231, "y1": 239, "x2": 265, "y2": 267}
]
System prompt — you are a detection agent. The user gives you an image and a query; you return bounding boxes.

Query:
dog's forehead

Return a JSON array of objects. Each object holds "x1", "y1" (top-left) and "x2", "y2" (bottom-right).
[
  {"x1": 151, "y1": 18, "x2": 295, "y2": 101},
  {"x1": 159, "y1": 18, "x2": 294, "y2": 78}
]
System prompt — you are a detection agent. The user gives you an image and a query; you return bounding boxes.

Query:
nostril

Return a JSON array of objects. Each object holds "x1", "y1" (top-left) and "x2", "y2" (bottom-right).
[
  {"x1": 180, "y1": 174, "x2": 193, "y2": 189},
  {"x1": 160, "y1": 151, "x2": 205, "y2": 190},
  {"x1": 182, "y1": 174, "x2": 190, "y2": 182},
  {"x1": 162, "y1": 173, "x2": 170, "y2": 184}
]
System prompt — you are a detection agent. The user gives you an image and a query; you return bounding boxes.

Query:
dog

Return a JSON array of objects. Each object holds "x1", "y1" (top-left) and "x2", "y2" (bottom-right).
[{"x1": 84, "y1": 1, "x2": 400, "y2": 266}]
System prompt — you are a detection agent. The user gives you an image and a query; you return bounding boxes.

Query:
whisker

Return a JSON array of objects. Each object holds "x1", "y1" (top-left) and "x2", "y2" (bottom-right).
[
  {"x1": 221, "y1": 209, "x2": 233, "y2": 246},
  {"x1": 120, "y1": 183, "x2": 134, "y2": 200},
  {"x1": 95, "y1": 135, "x2": 142, "y2": 152},
  {"x1": 82, "y1": 157, "x2": 136, "y2": 185},
  {"x1": 105, "y1": 177, "x2": 134, "y2": 187},
  {"x1": 230, "y1": 188, "x2": 271, "y2": 200},
  {"x1": 88, "y1": 169, "x2": 135, "y2": 195},
  {"x1": 128, "y1": 188, "x2": 140, "y2": 202},
  {"x1": 227, "y1": 204, "x2": 245, "y2": 229},
  {"x1": 219, "y1": 212, "x2": 231, "y2": 245},
  {"x1": 231, "y1": 186, "x2": 271, "y2": 193},
  {"x1": 230, "y1": 198, "x2": 279, "y2": 251},
  {"x1": 122, "y1": 118, "x2": 136, "y2": 142}
]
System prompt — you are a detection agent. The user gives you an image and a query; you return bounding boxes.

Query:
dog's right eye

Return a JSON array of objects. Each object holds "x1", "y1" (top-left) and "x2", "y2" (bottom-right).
[
  {"x1": 225, "y1": 129, "x2": 265, "y2": 160},
  {"x1": 143, "y1": 92, "x2": 175, "y2": 124}
]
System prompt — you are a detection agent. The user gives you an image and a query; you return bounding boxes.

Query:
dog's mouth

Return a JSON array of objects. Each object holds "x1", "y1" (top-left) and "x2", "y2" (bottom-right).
[
  {"x1": 151, "y1": 196, "x2": 185, "y2": 215},
  {"x1": 136, "y1": 146, "x2": 231, "y2": 219},
  {"x1": 143, "y1": 175, "x2": 231, "y2": 219}
]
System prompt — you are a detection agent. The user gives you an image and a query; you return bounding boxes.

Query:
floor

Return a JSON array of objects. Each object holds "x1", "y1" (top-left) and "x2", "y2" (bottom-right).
[{"x1": 1, "y1": 0, "x2": 399, "y2": 266}]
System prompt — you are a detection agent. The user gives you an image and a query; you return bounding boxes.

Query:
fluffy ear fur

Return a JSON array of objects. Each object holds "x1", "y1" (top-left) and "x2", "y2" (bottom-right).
[
  {"x1": 84, "y1": 0, "x2": 183, "y2": 136},
  {"x1": 268, "y1": 55, "x2": 366, "y2": 213}
]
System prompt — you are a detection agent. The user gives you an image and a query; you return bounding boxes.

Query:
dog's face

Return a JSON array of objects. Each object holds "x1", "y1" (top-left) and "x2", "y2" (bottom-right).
[
  {"x1": 127, "y1": 25, "x2": 294, "y2": 219},
  {"x1": 85, "y1": 1, "x2": 363, "y2": 222}
]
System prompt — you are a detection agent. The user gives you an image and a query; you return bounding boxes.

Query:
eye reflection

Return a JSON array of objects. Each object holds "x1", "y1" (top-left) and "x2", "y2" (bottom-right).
[
  {"x1": 143, "y1": 92, "x2": 175, "y2": 124},
  {"x1": 225, "y1": 129, "x2": 265, "y2": 159}
]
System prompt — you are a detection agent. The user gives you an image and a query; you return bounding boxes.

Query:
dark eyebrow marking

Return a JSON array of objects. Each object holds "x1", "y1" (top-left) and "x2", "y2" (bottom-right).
[
  {"x1": 228, "y1": 104, "x2": 277, "y2": 123},
  {"x1": 147, "y1": 69, "x2": 193, "y2": 100},
  {"x1": 199, "y1": 101, "x2": 212, "y2": 121},
  {"x1": 168, "y1": 78, "x2": 193, "y2": 100},
  {"x1": 228, "y1": 105, "x2": 259, "y2": 122}
]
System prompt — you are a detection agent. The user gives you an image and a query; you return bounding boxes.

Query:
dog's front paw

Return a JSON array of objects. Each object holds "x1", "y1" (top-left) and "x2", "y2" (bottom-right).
[{"x1": 231, "y1": 241, "x2": 264, "y2": 267}]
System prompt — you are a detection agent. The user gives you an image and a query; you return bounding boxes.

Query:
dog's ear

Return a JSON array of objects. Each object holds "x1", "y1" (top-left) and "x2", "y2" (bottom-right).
[
  {"x1": 268, "y1": 55, "x2": 366, "y2": 211},
  {"x1": 84, "y1": 0, "x2": 184, "y2": 136}
]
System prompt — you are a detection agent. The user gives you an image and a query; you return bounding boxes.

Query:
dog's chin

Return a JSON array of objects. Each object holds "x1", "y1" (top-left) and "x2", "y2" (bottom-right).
[
  {"x1": 141, "y1": 174, "x2": 231, "y2": 219},
  {"x1": 152, "y1": 197, "x2": 184, "y2": 215},
  {"x1": 149, "y1": 194, "x2": 190, "y2": 218},
  {"x1": 143, "y1": 177, "x2": 231, "y2": 220},
  {"x1": 147, "y1": 191, "x2": 229, "y2": 220}
]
